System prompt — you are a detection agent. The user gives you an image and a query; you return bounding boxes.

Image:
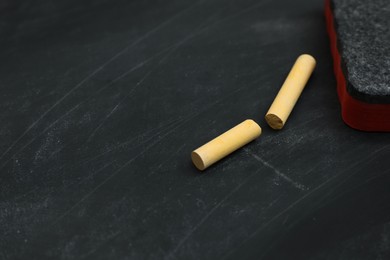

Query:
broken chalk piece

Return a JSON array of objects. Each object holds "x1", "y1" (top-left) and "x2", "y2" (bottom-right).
[
  {"x1": 265, "y1": 54, "x2": 316, "y2": 130},
  {"x1": 191, "y1": 119, "x2": 262, "y2": 171}
]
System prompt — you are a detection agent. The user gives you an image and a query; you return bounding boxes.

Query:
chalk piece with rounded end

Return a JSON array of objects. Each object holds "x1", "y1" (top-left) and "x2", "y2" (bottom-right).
[
  {"x1": 191, "y1": 119, "x2": 262, "y2": 171},
  {"x1": 265, "y1": 54, "x2": 316, "y2": 130}
]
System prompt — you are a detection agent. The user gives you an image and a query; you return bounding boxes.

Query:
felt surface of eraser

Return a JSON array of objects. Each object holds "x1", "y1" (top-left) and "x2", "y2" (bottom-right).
[
  {"x1": 331, "y1": 0, "x2": 390, "y2": 103},
  {"x1": 326, "y1": 0, "x2": 390, "y2": 131}
]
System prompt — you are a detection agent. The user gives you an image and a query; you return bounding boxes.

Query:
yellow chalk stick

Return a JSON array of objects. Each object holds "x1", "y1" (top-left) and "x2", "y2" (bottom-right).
[
  {"x1": 265, "y1": 54, "x2": 316, "y2": 130},
  {"x1": 191, "y1": 119, "x2": 262, "y2": 171}
]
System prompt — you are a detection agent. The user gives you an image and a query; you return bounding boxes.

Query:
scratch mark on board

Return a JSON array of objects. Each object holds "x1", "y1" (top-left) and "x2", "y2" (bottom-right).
[
  {"x1": 0, "y1": 104, "x2": 81, "y2": 171},
  {"x1": 245, "y1": 149, "x2": 307, "y2": 191}
]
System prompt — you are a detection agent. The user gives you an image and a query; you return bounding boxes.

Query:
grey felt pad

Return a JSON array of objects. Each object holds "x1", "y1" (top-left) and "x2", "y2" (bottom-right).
[{"x1": 331, "y1": 0, "x2": 390, "y2": 103}]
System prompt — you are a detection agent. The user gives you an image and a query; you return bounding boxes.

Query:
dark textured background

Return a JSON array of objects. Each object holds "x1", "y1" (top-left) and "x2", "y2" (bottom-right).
[{"x1": 1, "y1": 0, "x2": 390, "y2": 259}]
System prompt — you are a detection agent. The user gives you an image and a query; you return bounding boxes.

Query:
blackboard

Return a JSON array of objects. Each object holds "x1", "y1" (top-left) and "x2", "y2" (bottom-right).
[{"x1": 1, "y1": 0, "x2": 390, "y2": 259}]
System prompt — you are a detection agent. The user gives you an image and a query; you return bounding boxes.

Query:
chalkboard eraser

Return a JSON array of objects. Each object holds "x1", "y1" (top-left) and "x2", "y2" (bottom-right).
[
  {"x1": 325, "y1": 0, "x2": 390, "y2": 131},
  {"x1": 191, "y1": 119, "x2": 262, "y2": 171},
  {"x1": 265, "y1": 54, "x2": 316, "y2": 130}
]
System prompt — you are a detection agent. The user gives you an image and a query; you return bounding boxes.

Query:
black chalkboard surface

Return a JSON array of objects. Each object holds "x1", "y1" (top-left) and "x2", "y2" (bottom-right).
[{"x1": 1, "y1": 0, "x2": 390, "y2": 259}]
